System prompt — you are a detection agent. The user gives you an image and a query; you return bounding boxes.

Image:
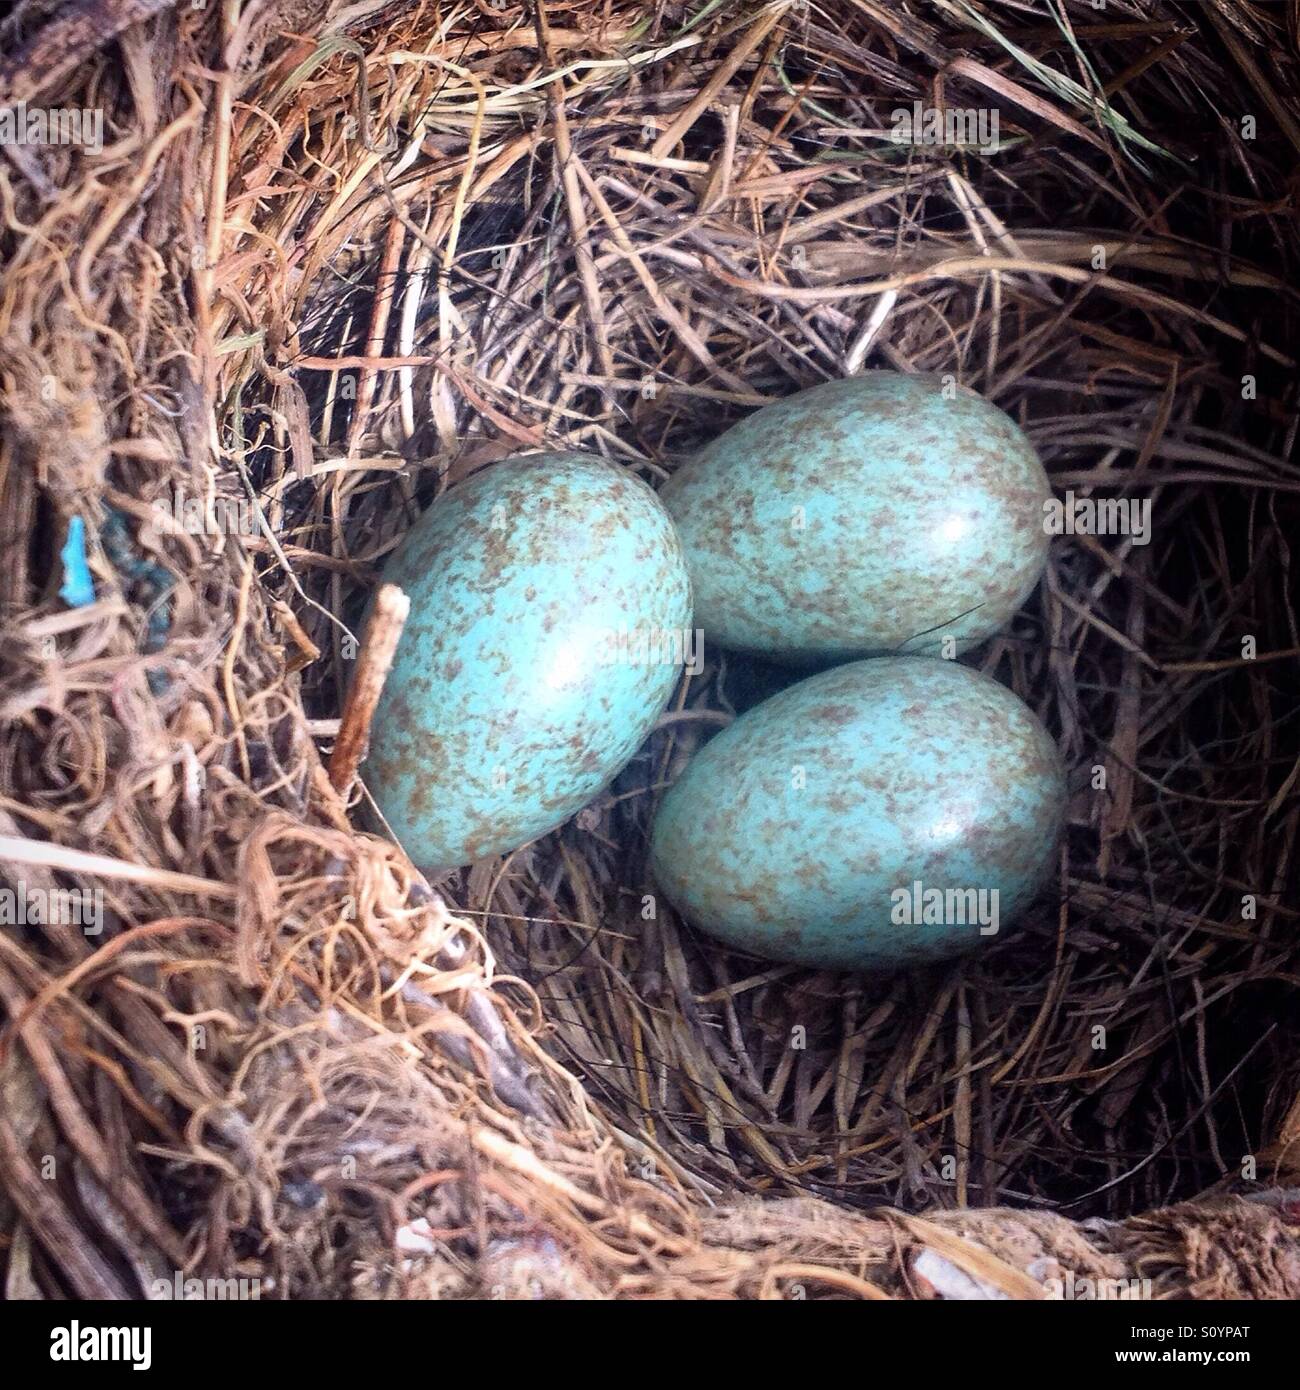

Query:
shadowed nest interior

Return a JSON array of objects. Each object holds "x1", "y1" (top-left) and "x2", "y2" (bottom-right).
[{"x1": 0, "y1": 0, "x2": 1299, "y2": 1298}]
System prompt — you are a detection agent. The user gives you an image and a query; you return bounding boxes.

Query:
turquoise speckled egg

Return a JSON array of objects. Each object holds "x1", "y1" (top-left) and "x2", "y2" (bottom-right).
[
  {"x1": 660, "y1": 372, "x2": 1050, "y2": 661},
  {"x1": 367, "y1": 452, "x2": 692, "y2": 873},
  {"x1": 650, "y1": 656, "x2": 1065, "y2": 972}
]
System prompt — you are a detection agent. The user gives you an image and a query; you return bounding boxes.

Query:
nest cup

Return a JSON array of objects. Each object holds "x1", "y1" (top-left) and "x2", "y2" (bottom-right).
[{"x1": 1, "y1": 0, "x2": 1299, "y2": 1300}]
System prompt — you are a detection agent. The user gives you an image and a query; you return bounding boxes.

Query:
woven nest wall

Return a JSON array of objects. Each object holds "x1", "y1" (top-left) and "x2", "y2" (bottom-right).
[{"x1": 1, "y1": 0, "x2": 1299, "y2": 1300}]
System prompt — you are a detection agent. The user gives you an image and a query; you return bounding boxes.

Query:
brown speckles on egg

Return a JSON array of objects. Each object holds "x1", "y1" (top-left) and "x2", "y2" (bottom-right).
[
  {"x1": 661, "y1": 371, "x2": 1051, "y2": 662},
  {"x1": 363, "y1": 452, "x2": 693, "y2": 874},
  {"x1": 650, "y1": 656, "x2": 1066, "y2": 973}
]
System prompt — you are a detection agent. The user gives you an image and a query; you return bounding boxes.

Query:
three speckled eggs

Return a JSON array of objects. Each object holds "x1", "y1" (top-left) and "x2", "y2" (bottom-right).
[{"x1": 366, "y1": 372, "x2": 1063, "y2": 973}]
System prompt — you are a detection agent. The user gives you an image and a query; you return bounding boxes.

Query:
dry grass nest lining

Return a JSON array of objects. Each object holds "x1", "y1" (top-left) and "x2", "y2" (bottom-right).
[{"x1": 1, "y1": 0, "x2": 1300, "y2": 1299}]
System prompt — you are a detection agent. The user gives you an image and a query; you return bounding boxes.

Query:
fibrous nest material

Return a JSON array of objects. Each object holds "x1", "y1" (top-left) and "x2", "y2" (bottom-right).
[{"x1": 1, "y1": 0, "x2": 1299, "y2": 1298}]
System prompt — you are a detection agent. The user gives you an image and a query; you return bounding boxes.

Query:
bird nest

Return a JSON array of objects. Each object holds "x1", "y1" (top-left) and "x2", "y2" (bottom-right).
[{"x1": 1, "y1": 0, "x2": 1299, "y2": 1299}]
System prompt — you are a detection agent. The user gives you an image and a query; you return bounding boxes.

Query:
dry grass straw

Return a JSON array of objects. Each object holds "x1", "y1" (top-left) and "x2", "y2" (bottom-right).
[{"x1": 1, "y1": 0, "x2": 1299, "y2": 1297}]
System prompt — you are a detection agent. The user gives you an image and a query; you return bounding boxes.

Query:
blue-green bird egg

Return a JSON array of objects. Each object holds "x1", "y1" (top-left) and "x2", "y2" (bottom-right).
[
  {"x1": 660, "y1": 372, "x2": 1050, "y2": 661},
  {"x1": 650, "y1": 656, "x2": 1065, "y2": 972},
  {"x1": 367, "y1": 452, "x2": 692, "y2": 873}
]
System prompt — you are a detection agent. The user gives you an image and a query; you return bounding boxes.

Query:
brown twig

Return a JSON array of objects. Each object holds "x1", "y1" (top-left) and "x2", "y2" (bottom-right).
[{"x1": 328, "y1": 582, "x2": 410, "y2": 794}]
